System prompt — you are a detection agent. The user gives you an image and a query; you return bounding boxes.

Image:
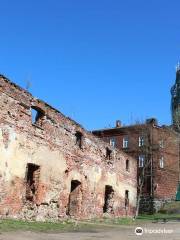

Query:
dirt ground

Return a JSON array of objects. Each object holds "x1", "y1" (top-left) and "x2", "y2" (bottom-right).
[{"x1": 0, "y1": 222, "x2": 179, "y2": 240}]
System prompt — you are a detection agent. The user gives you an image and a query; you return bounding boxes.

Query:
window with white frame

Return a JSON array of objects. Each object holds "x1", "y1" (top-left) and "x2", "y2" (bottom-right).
[
  {"x1": 139, "y1": 155, "x2": 145, "y2": 167},
  {"x1": 123, "y1": 136, "x2": 129, "y2": 148},
  {"x1": 159, "y1": 140, "x2": 164, "y2": 148},
  {"x1": 138, "y1": 136, "x2": 144, "y2": 147},
  {"x1": 159, "y1": 156, "x2": 164, "y2": 168},
  {"x1": 110, "y1": 138, "x2": 116, "y2": 148}
]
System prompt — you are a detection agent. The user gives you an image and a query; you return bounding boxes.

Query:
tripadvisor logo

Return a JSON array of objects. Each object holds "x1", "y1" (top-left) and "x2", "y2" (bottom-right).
[{"x1": 135, "y1": 227, "x2": 144, "y2": 236}]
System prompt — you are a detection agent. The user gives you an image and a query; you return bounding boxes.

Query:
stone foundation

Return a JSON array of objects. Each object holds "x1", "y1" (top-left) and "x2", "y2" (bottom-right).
[
  {"x1": 139, "y1": 196, "x2": 154, "y2": 214},
  {"x1": 139, "y1": 196, "x2": 175, "y2": 214}
]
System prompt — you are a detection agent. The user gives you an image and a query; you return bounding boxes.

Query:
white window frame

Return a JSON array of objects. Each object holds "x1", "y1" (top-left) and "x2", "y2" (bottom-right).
[
  {"x1": 110, "y1": 138, "x2": 116, "y2": 148},
  {"x1": 139, "y1": 155, "x2": 145, "y2": 167},
  {"x1": 159, "y1": 156, "x2": 164, "y2": 168},
  {"x1": 138, "y1": 136, "x2": 144, "y2": 147},
  {"x1": 123, "y1": 137, "x2": 129, "y2": 148}
]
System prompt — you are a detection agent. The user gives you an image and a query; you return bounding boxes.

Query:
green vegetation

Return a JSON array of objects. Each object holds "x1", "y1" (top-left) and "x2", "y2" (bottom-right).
[
  {"x1": 0, "y1": 219, "x2": 93, "y2": 233},
  {"x1": 0, "y1": 213, "x2": 180, "y2": 233},
  {"x1": 0, "y1": 218, "x2": 140, "y2": 232},
  {"x1": 84, "y1": 217, "x2": 137, "y2": 226},
  {"x1": 87, "y1": 213, "x2": 180, "y2": 226}
]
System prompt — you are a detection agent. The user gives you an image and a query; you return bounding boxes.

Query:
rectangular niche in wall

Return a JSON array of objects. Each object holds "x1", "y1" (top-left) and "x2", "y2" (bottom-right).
[
  {"x1": 25, "y1": 163, "x2": 40, "y2": 202},
  {"x1": 67, "y1": 180, "x2": 82, "y2": 217},
  {"x1": 103, "y1": 185, "x2": 114, "y2": 213}
]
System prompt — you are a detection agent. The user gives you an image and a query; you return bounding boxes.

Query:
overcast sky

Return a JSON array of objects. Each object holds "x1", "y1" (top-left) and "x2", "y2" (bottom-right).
[{"x1": 0, "y1": 0, "x2": 180, "y2": 130}]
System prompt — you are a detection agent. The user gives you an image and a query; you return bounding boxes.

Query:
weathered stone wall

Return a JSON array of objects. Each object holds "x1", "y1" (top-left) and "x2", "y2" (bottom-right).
[
  {"x1": 0, "y1": 75, "x2": 137, "y2": 221},
  {"x1": 139, "y1": 196, "x2": 154, "y2": 214},
  {"x1": 139, "y1": 197, "x2": 174, "y2": 214}
]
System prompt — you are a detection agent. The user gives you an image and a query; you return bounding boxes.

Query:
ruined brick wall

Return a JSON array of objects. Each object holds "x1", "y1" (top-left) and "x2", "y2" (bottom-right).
[{"x1": 0, "y1": 75, "x2": 137, "y2": 221}]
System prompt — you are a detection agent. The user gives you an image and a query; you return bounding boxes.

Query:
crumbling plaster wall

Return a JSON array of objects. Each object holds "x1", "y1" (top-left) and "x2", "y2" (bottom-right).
[{"x1": 0, "y1": 75, "x2": 137, "y2": 220}]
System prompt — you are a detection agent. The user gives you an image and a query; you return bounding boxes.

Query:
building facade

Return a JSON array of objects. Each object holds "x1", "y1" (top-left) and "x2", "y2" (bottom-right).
[
  {"x1": 0, "y1": 75, "x2": 137, "y2": 221},
  {"x1": 93, "y1": 119, "x2": 180, "y2": 213}
]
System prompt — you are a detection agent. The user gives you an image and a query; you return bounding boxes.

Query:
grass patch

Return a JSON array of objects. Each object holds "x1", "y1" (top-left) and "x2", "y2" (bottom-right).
[
  {"x1": 0, "y1": 217, "x2": 146, "y2": 232},
  {"x1": 0, "y1": 213, "x2": 180, "y2": 232},
  {"x1": 82, "y1": 216, "x2": 153, "y2": 226},
  {"x1": 0, "y1": 219, "x2": 92, "y2": 233},
  {"x1": 84, "y1": 213, "x2": 180, "y2": 226}
]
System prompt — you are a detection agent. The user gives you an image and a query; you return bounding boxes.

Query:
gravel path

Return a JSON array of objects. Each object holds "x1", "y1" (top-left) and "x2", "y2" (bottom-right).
[{"x1": 0, "y1": 222, "x2": 179, "y2": 240}]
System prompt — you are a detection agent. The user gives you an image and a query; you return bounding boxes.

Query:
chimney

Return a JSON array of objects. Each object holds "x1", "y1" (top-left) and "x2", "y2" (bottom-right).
[{"x1": 116, "y1": 120, "x2": 121, "y2": 128}]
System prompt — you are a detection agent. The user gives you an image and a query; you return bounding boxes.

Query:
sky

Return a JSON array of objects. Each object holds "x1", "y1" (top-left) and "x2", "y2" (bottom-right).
[{"x1": 0, "y1": 0, "x2": 180, "y2": 130}]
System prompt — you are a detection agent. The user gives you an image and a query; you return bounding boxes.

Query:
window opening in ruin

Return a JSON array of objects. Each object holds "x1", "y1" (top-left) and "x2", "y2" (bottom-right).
[
  {"x1": 106, "y1": 147, "x2": 112, "y2": 160},
  {"x1": 103, "y1": 185, "x2": 114, "y2": 213},
  {"x1": 126, "y1": 159, "x2": 130, "y2": 171},
  {"x1": 125, "y1": 190, "x2": 129, "y2": 208},
  {"x1": 31, "y1": 106, "x2": 44, "y2": 126},
  {"x1": 75, "y1": 131, "x2": 82, "y2": 148},
  {"x1": 67, "y1": 180, "x2": 82, "y2": 216},
  {"x1": 26, "y1": 163, "x2": 40, "y2": 201},
  {"x1": 139, "y1": 155, "x2": 145, "y2": 167},
  {"x1": 123, "y1": 136, "x2": 129, "y2": 148}
]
